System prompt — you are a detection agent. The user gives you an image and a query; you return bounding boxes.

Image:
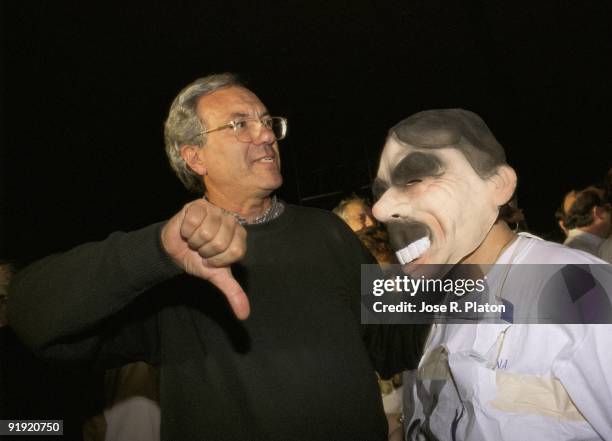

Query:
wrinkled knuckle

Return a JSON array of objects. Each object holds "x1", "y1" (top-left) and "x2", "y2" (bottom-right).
[
  {"x1": 209, "y1": 237, "x2": 228, "y2": 254},
  {"x1": 229, "y1": 243, "x2": 246, "y2": 259},
  {"x1": 207, "y1": 256, "x2": 225, "y2": 268},
  {"x1": 207, "y1": 204, "x2": 223, "y2": 217},
  {"x1": 206, "y1": 213, "x2": 222, "y2": 229},
  {"x1": 223, "y1": 213, "x2": 238, "y2": 228},
  {"x1": 183, "y1": 210, "x2": 201, "y2": 229},
  {"x1": 205, "y1": 257, "x2": 219, "y2": 268},
  {"x1": 197, "y1": 227, "x2": 214, "y2": 243}
]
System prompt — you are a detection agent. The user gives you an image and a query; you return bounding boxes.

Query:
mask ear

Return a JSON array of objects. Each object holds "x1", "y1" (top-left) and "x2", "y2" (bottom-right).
[
  {"x1": 489, "y1": 165, "x2": 517, "y2": 206},
  {"x1": 180, "y1": 144, "x2": 206, "y2": 177}
]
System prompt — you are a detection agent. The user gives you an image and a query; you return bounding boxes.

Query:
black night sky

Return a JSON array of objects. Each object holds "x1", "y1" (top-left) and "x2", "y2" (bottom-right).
[{"x1": 2, "y1": 1, "x2": 611, "y2": 263}]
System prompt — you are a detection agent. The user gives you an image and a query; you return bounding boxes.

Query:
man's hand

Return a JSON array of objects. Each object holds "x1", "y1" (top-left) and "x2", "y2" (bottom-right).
[{"x1": 161, "y1": 199, "x2": 249, "y2": 320}]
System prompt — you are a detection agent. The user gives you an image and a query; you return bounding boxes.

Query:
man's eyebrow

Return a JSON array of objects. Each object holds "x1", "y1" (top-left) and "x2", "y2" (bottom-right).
[
  {"x1": 229, "y1": 110, "x2": 270, "y2": 119},
  {"x1": 391, "y1": 152, "x2": 443, "y2": 186}
]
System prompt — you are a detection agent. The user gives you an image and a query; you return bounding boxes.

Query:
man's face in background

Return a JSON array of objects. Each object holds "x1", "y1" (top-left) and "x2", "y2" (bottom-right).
[{"x1": 343, "y1": 200, "x2": 376, "y2": 232}]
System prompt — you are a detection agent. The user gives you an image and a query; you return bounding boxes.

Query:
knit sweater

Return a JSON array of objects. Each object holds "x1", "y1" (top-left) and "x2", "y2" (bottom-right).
[{"x1": 10, "y1": 205, "x2": 424, "y2": 440}]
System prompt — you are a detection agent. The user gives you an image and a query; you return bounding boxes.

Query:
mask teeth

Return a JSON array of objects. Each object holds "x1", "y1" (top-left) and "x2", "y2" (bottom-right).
[
  {"x1": 396, "y1": 248, "x2": 412, "y2": 265},
  {"x1": 395, "y1": 236, "x2": 431, "y2": 264}
]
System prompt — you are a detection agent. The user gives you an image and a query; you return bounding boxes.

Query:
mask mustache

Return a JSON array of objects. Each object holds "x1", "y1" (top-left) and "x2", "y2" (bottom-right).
[{"x1": 386, "y1": 221, "x2": 429, "y2": 251}]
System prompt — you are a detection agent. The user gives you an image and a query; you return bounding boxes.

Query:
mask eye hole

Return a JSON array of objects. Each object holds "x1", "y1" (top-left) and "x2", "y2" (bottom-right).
[{"x1": 405, "y1": 179, "x2": 422, "y2": 187}]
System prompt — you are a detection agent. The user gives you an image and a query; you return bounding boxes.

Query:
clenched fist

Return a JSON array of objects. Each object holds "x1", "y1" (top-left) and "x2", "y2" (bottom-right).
[{"x1": 161, "y1": 199, "x2": 249, "y2": 320}]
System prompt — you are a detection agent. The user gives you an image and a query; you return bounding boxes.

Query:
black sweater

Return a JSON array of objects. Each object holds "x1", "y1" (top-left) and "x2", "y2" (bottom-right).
[{"x1": 9, "y1": 205, "x2": 424, "y2": 441}]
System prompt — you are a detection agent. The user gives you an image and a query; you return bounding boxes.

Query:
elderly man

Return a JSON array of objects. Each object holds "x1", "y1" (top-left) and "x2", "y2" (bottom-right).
[
  {"x1": 372, "y1": 109, "x2": 612, "y2": 440},
  {"x1": 9, "y1": 74, "x2": 424, "y2": 441},
  {"x1": 333, "y1": 195, "x2": 377, "y2": 232}
]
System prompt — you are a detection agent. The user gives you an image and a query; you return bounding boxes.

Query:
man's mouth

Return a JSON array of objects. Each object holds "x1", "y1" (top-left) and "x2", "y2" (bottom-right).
[{"x1": 255, "y1": 156, "x2": 275, "y2": 163}]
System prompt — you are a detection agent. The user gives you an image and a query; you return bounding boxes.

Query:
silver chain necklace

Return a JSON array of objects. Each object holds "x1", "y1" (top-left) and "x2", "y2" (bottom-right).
[{"x1": 204, "y1": 195, "x2": 285, "y2": 226}]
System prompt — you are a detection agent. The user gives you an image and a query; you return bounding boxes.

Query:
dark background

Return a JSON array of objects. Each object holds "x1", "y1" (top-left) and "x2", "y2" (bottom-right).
[{"x1": 2, "y1": 0, "x2": 611, "y2": 263}]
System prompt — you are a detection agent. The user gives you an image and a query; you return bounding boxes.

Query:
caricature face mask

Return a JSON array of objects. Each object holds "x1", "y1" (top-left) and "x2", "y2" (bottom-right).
[{"x1": 372, "y1": 109, "x2": 513, "y2": 268}]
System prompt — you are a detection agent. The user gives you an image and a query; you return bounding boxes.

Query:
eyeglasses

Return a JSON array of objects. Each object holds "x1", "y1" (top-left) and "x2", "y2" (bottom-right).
[{"x1": 201, "y1": 116, "x2": 288, "y2": 143}]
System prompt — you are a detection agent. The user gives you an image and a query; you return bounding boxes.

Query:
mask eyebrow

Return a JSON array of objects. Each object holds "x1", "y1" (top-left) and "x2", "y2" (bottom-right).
[
  {"x1": 391, "y1": 152, "x2": 443, "y2": 186},
  {"x1": 372, "y1": 178, "x2": 389, "y2": 201}
]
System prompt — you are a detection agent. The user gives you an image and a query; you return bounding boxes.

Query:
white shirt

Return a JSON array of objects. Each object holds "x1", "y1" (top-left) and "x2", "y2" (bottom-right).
[
  {"x1": 403, "y1": 234, "x2": 612, "y2": 440},
  {"x1": 598, "y1": 236, "x2": 612, "y2": 264},
  {"x1": 564, "y1": 229, "x2": 607, "y2": 260}
]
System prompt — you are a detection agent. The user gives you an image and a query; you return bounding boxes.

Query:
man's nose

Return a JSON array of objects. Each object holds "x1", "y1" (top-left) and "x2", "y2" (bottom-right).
[
  {"x1": 251, "y1": 121, "x2": 275, "y2": 145},
  {"x1": 364, "y1": 213, "x2": 375, "y2": 228}
]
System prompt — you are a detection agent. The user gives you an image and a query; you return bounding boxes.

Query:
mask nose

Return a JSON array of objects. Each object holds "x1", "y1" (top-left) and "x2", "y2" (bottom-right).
[{"x1": 372, "y1": 192, "x2": 401, "y2": 223}]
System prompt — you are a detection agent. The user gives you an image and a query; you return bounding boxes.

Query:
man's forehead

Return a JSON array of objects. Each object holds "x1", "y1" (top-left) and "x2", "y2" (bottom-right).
[
  {"x1": 346, "y1": 200, "x2": 366, "y2": 213},
  {"x1": 196, "y1": 86, "x2": 268, "y2": 122}
]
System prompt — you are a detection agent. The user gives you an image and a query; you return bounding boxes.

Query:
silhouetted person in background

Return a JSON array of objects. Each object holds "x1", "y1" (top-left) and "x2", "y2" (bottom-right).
[{"x1": 560, "y1": 186, "x2": 612, "y2": 262}]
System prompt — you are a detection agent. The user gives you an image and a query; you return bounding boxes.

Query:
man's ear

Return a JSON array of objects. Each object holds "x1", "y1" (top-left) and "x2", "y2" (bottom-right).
[
  {"x1": 593, "y1": 205, "x2": 608, "y2": 222},
  {"x1": 180, "y1": 144, "x2": 206, "y2": 177},
  {"x1": 558, "y1": 219, "x2": 569, "y2": 235},
  {"x1": 489, "y1": 165, "x2": 517, "y2": 206}
]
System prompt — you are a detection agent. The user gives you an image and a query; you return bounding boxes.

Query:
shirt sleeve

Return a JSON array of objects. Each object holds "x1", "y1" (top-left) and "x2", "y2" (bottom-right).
[
  {"x1": 553, "y1": 325, "x2": 612, "y2": 439},
  {"x1": 8, "y1": 222, "x2": 183, "y2": 366},
  {"x1": 598, "y1": 236, "x2": 612, "y2": 263}
]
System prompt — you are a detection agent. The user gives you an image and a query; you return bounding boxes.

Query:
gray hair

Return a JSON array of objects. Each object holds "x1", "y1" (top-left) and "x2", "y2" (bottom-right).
[
  {"x1": 164, "y1": 73, "x2": 244, "y2": 194},
  {"x1": 333, "y1": 194, "x2": 369, "y2": 222}
]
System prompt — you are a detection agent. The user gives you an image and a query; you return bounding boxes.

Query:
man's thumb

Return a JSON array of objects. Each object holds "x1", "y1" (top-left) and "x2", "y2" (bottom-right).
[{"x1": 208, "y1": 268, "x2": 250, "y2": 320}]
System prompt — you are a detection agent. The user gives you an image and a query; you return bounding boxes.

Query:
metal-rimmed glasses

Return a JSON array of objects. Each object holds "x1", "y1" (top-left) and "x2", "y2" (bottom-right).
[{"x1": 201, "y1": 116, "x2": 288, "y2": 143}]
